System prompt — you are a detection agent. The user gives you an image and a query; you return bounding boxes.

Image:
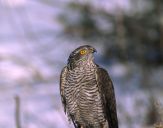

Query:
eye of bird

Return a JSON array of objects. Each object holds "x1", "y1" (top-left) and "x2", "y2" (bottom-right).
[{"x1": 80, "y1": 50, "x2": 87, "y2": 55}]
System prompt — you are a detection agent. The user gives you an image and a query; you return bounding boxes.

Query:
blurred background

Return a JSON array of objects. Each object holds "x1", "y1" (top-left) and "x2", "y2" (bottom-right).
[{"x1": 0, "y1": 0, "x2": 163, "y2": 128}]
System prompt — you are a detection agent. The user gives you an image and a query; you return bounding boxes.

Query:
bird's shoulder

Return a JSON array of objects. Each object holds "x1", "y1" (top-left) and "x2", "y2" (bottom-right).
[
  {"x1": 95, "y1": 65, "x2": 112, "y2": 82},
  {"x1": 95, "y1": 65, "x2": 114, "y2": 104},
  {"x1": 60, "y1": 66, "x2": 68, "y2": 75},
  {"x1": 60, "y1": 66, "x2": 68, "y2": 113},
  {"x1": 95, "y1": 65, "x2": 119, "y2": 128},
  {"x1": 60, "y1": 66, "x2": 68, "y2": 91}
]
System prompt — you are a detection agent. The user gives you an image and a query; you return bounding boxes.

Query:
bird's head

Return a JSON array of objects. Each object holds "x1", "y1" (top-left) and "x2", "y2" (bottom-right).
[{"x1": 67, "y1": 45, "x2": 97, "y2": 69}]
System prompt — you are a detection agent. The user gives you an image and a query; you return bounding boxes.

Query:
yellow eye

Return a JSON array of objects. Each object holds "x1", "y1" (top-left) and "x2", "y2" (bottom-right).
[{"x1": 80, "y1": 50, "x2": 87, "y2": 55}]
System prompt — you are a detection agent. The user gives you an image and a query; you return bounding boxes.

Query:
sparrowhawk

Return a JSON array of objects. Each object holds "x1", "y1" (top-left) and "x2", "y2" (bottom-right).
[{"x1": 60, "y1": 45, "x2": 118, "y2": 128}]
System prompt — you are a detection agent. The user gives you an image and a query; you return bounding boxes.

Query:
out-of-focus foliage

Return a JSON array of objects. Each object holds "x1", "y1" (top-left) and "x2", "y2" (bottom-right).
[
  {"x1": 59, "y1": 0, "x2": 163, "y2": 66},
  {"x1": 146, "y1": 97, "x2": 162, "y2": 125},
  {"x1": 155, "y1": 123, "x2": 163, "y2": 128}
]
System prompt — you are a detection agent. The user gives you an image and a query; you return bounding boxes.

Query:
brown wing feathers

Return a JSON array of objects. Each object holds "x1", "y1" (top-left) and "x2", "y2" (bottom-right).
[{"x1": 96, "y1": 67, "x2": 119, "y2": 128}]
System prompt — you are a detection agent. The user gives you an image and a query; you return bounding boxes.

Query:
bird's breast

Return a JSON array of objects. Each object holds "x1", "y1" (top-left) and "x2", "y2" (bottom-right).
[{"x1": 65, "y1": 66, "x2": 105, "y2": 125}]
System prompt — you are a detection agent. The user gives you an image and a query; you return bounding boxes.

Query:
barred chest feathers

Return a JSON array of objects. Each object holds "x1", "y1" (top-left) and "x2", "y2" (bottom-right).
[{"x1": 65, "y1": 62, "x2": 106, "y2": 126}]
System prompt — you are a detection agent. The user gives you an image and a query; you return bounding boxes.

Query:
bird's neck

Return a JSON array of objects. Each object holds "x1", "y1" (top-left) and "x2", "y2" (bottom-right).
[
  {"x1": 68, "y1": 60, "x2": 95, "y2": 70},
  {"x1": 84, "y1": 60, "x2": 96, "y2": 68}
]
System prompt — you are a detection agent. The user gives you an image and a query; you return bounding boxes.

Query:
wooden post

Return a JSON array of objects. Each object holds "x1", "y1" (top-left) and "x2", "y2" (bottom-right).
[{"x1": 15, "y1": 95, "x2": 21, "y2": 128}]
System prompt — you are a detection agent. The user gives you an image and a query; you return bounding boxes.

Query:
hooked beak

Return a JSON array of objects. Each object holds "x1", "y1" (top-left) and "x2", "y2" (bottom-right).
[{"x1": 90, "y1": 47, "x2": 97, "y2": 53}]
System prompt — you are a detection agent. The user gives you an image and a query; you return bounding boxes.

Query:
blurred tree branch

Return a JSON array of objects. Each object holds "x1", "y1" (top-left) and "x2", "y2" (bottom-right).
[{"x1": 155, "y1": 0, "x2": 163, "y2": 50}]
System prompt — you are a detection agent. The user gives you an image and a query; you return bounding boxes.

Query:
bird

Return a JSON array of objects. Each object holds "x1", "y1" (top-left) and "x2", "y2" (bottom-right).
[{"x1": 60, "y1": 45, "x2": 118, "y2": 128}]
